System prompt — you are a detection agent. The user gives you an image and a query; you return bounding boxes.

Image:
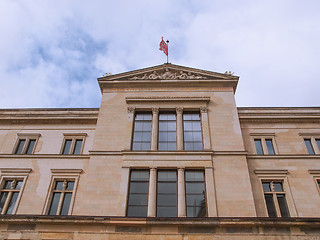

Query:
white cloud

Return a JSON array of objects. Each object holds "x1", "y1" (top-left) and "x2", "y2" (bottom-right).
[{"x1": 0, "y1": 0, "x2": 319, "y2": 108}]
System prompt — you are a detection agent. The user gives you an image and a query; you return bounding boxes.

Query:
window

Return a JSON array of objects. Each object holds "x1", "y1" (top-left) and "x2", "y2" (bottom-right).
[
  {"x1": 48, "y1": 179, "x2": 75, "y2": 215},
  {"x1": 13, "y1": 134, "x2": 40, "y2": 154},
  {"x1": 252, "y1": 136, "x2": 276, "y2": 155},
  {"x1": 185, "y1": 170, "x2": 206, "y2": 217},
  {"x1": 0, "y1": 179, "x2": 23, "y2": 214},
  {"x1": 262, "y1": 181, "x2": 290, "y2": 218},
  {"x1": 61, "y1": 134, "x2": 86, "y2": 155},
  {"x1": 132, "y1": 113, "x2": 152, "y2": 151},
  {"x1": 158, "y1": 113, "x2": 176, "y2": 151},
  {"x1": 127, "y1": 170, "x2": 149, "y2": 217},
  {"x1": 304, "y1": 139, "x2": 315, "y2": 155},
  {"x1": 183, "y1": 113, "x2": 203, "y2": 151},
  {"x1": 157, "y1": 170, "x2": 177, "y2": 217},
  {"x1": 44, "y1": 169, "x2": 82, "y2": 216}
]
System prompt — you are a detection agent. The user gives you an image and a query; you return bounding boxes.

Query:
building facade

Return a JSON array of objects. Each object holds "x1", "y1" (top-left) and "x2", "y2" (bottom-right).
[{"x1": 0, "y1": 64, "x2": 320, "y2": 239}]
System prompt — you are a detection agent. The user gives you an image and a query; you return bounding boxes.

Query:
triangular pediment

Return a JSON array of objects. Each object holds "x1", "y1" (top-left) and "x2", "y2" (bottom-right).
[{"x1": 98, "y1": 63, "x2": 238, "y2": 81}]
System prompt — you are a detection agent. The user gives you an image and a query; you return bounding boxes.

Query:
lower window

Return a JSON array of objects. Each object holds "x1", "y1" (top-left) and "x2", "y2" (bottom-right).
[
  {"x1": 262, "y1": 181, "x2": 290, "y2": 217},
  {"x1": 0, "y1": 179, "x2": 23, "y2": 214},
  {"x1": 48, "y1": 179, "x2": 75, "y2": 215}
]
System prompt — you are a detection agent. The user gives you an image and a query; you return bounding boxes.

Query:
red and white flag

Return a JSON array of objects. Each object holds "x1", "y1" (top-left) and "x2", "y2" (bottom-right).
[{"x1": 159, "y1": 37, "x2": 168, "y2": 56}]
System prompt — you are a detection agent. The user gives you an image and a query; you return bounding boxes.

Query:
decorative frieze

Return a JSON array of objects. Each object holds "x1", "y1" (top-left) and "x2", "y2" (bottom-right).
[{"x1": 130, "y1": 68, "x2": 207, "y2": 80}]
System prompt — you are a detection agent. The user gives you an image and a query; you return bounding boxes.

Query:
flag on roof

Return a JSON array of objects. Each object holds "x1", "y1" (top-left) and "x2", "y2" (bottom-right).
[{"x1": 159, "y1": 37, "x2": 168, "y2": 56}]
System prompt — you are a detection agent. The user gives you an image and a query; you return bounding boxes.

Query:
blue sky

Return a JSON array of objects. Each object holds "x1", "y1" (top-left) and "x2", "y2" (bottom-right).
[{"x1": 0, "y1": 0, "x2": 319, "y2": 108}]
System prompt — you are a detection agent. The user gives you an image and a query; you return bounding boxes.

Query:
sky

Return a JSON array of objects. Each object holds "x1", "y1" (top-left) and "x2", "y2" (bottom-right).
[{"x1": 0, "y1": 0, "x2": 319, "y2": 108}]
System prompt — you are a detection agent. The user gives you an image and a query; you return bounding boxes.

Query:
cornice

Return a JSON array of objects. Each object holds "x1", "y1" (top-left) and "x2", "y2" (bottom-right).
[
  {"x1": 0, "y1": 108, "x2": 99, "y2": 124},
  {"x1": 0, "y1": 154, "x2": 90, "y2": 159},
  {"x1": 126, "y1": 96, "x2": 210, "y2": 103},
  {"x1": 247, "y1": 154, "x2": 320, "y2": 160}
]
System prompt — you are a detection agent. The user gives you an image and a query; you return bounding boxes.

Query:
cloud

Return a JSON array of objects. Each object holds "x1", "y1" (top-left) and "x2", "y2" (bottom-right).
[{"x1": 0, "y1": 0, "x2": 319, "y2": 108}]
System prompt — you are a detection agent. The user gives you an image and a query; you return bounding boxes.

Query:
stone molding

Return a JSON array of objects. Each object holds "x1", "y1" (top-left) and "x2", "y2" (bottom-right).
[
  {"x1": 51, "y1": 169, "x2": 83, "y2": 174},
  {"x1": 254, "y1": 169, "x2": 288, "y2": 175},
  {"x1": 126, "y1": 96, "x2": 210, "y2": 103},
  {"x1": 0, "y1": 168, "x2": 32, "y2": 174}
]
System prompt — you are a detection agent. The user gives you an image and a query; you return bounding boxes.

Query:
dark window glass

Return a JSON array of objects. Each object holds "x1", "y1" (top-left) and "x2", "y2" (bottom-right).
[
  {"x1": 66, "y1": 181, "x2": 74, "y2": 190},
  {"x1": 277, "y1": 194, "x2": 290, "y2": 217},
  {"x1": 73, "y1": 139, "x2": 83, "y2": 154},
  {"x1": 265, "y1": 139, "x2": 275, "y2": 155},
  {"x1": 62, "y1": 140, "x2": 72, "y2": 154},
  {"x1": 316, "y1": 139, "x2": 320, "y2": 152},
  {"x1": 304, "y1": 139, "x2": 315, "y2": 154},
  {"x1": 254, "y1": 139, "x2": 264, "y2": 155},
  {"x1": 132, "y1": 113, "x2": 152, "y2": 151},
  {"x1": 127, "y1": 170, "x2": 149, "y2": 217},
  {"x1": 26, "y1": 140, "x2": 36, "y2": 154},
  {"x1": 262, "y1": 182, "x2": 271, "y2": 192},
  {"x1": 158, "y1": 113, "x2": 176, "y2": 151},
  {"x1": 61, "y1": 193, "x2": 72, "y2": 215},
  {"x1": 48, "y1": 193, "x2": 61, "y2": 215},
  {"x1": 183, "y1": 113, "x2": 202, "y2": 151},
  {"x1": 6, "y1": 192, "x2": 18, "y2": 214},
  {"x1": 15, "y1": 139, "x2": 25, "y2": 154},
  {"x1": 15, "y1": 181, "x2": 23, "y2": 190},
  {"x1": 157, "y1": 170, "x2": 177, "y2": 217},
  {"x1": 273, "y1": 182, "x2": 283, "y2": 192},
  {"x1": 0, "y1": 192, "x2": 8, "y2": 213},
  {"x1": 4, "y1": 181, "x2": 12, "y2": 189},
  {"x1": 185, "y1": 170, "x2": 206, "y2": 217},
  {"x1": 264, "y1": 194, "x2": 277, "y2": 217},
  {"x1": 55, "y1": 181, "x2": 64, "y2": 190}
]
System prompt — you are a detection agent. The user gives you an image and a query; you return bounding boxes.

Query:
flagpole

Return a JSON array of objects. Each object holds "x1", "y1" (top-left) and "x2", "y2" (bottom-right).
[{"x1": 166, "y1": 40, "x2": 169, "y2": 63}]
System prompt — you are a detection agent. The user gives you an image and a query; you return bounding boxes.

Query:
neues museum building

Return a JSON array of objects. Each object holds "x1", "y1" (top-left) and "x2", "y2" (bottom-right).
[{"x1": 1, "y1": 63, "x2": 320, "y2": 239}]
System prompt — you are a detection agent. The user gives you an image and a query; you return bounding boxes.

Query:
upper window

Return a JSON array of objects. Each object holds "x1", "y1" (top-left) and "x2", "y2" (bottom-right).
[
  {"x1": 304, "y1": 139, "x2": 315, "y2": 155},
  {"x1": 13, "y1": 134, "x2": 40, "y2": 154},
  {"x1": 131, "y1": 109, "x2": 203, "y2": 151},
  {"x1": 132, "y1": 113, "x2": 152, "y2": 151},
  {"x1": 251, "y1": 135, "x2": 277, "y2": 155},
  {"x1": 262, "y1": 181, "x2": 290, "y2": 217},
  {"x1": 183, "y1": 113, "x2": 202, "y2": 151},
  {"x1": 61, "y1": 134, "x2": 86, "y2": 155},
  {"x1": 158, "y1": 113, "x2": 176, "y2": 151}
]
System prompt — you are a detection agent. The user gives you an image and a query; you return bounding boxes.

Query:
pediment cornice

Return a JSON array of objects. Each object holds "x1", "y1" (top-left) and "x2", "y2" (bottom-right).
[{"x1": 98, "y1": 63, "x2": 238, "y2": 81}]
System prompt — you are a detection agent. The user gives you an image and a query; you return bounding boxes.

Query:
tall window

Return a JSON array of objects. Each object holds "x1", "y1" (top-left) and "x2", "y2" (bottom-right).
[
  {"x1": 132, "y1": 113, "x2": 152, "y2": 151},
  {"x1": 254, "y1": 139, "x2": 264, "y2": 155},
  {"x1": 0, "y1": 179, "x2": 23, "y2": 214},
  {"x1": 183, "y1": 113, "x2": 203, "y2": 151},
  {"x1": 127, "y1": 170, "x2": 149, "y2": 217},
  {"x1": 48, "y1": 179, "x2": 75, "y2": 215},
  {"x1": 158, "y1": 113, "x2": 176, "y2": 151},
  {"x1": 262, "y1": 181, "x2": 290, "y2": 217},
  {"x1": 185, "y1": 170, "x2": 206, "y2": 217},
  {"x1": 14, "y1": 138, "x2": 37, "y2": 154},
  {"x1": 157, "y1": 170, "x2": 177, "y2": 217},
  {"x1": 304, "y1": 139, "x2": 315, "y2": 155}
]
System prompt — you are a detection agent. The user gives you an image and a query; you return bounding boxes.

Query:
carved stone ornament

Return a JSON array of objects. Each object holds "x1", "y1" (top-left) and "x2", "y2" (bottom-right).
[
  {"x1": 152, "y1": 107, "x2": 159, "y2": 114},
  {"x1": 127, "y1": 107, "x2": 135, "y2": 114},
  {"x1": 176, "y1": 107, "x2": 183, "y2": 114},
  {"x1": 130, "y1": 68, "x2": 207, "y2": 80},
  {"x1": 200, "y1": 107, "x2": 208, "y2": 113}
]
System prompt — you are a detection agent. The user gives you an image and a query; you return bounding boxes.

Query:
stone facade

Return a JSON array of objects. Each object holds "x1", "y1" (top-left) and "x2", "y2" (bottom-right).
[{"x1": 0, "y1": 64, "x2": 320, "y2": 239}]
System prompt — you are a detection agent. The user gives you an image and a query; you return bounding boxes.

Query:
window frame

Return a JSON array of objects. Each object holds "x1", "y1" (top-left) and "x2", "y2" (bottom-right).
[
  {"x1": 183, "y1": 112, "x2": 203, "y2": 151},
  {"x1": 60, "y1": 133, "x2": 87, "y2": 155},
  {"x1": 0, "y1": 168, "x2": 31, "y2": 215},
  {"x1": 43, "y1": 169, "x2": 82, "y2": 216},
  {"x1": 250, "y1": 133, "x2": 278, "y2": 155},
  {"x1": 131, "y1": 112, "x2": 152, "y2": 151},
  {"x1": 299, "y1": 134, "x2": 320, "y2": 155},
  {"x1": 13, "y1": 134, "x2": 41, "y2": 154},
  {"x1": 254, "y1": 169, "x2": 297, "y2": 217}
]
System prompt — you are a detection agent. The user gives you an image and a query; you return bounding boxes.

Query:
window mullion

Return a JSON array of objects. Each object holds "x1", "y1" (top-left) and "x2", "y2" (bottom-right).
[
  {"x1": 147, "y1": 168, "x2": 157, "y2": 217},
  {"x1": 177, "y1": 168, "x2": 186, "y2": 217},
  {"x1": 69, "y1": 139, "x2": 76, "y2": 154},
  {"x1": 21, "y1": 139, "x2": 29, "y2": 154},
  {"x1": 56, "y1": 192, "x2": 65, "y2": 215},
  {"x1": 273, "y1": 192, "x2": 281, "y2": 217}
]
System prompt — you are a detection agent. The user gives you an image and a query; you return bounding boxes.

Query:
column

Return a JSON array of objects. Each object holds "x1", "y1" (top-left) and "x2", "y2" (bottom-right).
[
  {"x1": 151, "y1": 107, "x2": 159, "y2": 151},
  {"x1": 124, "y1": 107, "x2": 135, "y2": 151},
  {"x1": 176, "y1": 107, "x2": 184, "y2": 151},
  {"x1": 178, "y1": 168, "x2": 186, "y2": 217},
  {"x1": 200, "y1": 107, "x2": 211, "y2": 150},
  {"x1": 147, "y1": 168, "x2": 157, "y2": 217},
  {"x1": 205, "y1": 167, "x2": 218, "y2": 217}
]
